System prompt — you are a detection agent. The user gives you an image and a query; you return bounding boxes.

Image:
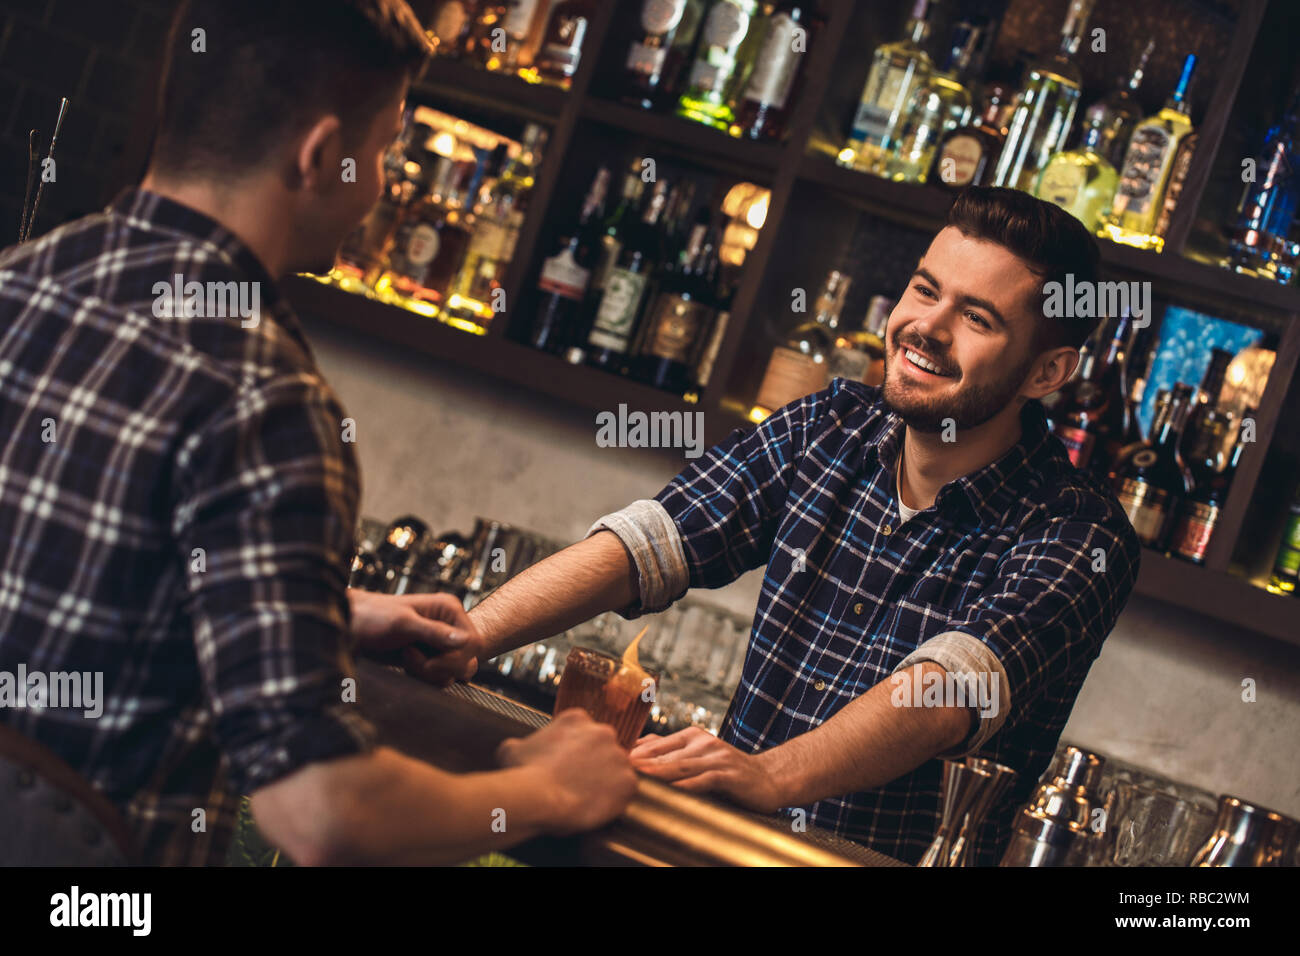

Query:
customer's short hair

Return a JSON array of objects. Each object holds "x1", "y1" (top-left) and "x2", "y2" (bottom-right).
[
  {"x1": 151, "y1": 0, "x2": 432, "y2": 180},
  {"x1": 944, "y1": 186, "x2": 1102, "y2": 351}
]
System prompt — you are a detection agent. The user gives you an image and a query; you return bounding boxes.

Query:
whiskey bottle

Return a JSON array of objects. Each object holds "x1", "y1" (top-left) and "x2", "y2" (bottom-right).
[
  {"x1": 992, "y1": 0, "x2": 1095, "y2": 191},
  {"x1": 750, "y1": 269, "x2": 849, "y2": 419},
  {"x1": 676, "y1": 0, "x2": 761, "y2": 131},
  {"x1": 827, "y1": 294, "x2": 891, "y2": 387},
  {"x1": 1101, "y1": 54, "x2": 1198, "y2": 252},
  {"x1": 731, "y1": 1, "x2": 815, "y2": 142},
  {"x1": 533, "y1": 0, "x2": 595, "y2": 87},
  {"x1": 638, "y1": 220, "x2": 719, "y2": 392},
  {"x1": 620, "y1": 0, "x2": 707, "y2": 111},
  {"x1": 1112, "y1": 383, "x2": 1194, "y2": 548},
  {"x1": 842, "y1": 0, "x2": 932, "y2": 175},
  {"x1": 930, "y1": 83, "x2": 1011, "y2": 189},
  {"x1": 528, "y1": 166, "x2": 610, "y2": 353},
  {"x1": 1053, "y1": 312, "x2": 1131, "y2": 474},
  {"x1": 1089, "y1": 38, "x2": 1155, "y2": 169},
  {"x1": 1169, "y1": 410, "x2": 1238, "y2": 564}
]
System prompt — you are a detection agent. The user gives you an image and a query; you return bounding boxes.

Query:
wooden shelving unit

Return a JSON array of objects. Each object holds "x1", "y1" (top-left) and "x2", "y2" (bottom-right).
[{"x1": 288, "y1": 0, "x2": 1300, "y2": 646}]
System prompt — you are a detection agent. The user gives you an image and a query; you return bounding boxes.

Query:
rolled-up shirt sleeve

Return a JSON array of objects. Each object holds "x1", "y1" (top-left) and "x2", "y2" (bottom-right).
[
  {"x1": 589, "y1": 385, "x2": 834, "y2": 616},
  {"x1": 171, "y1": 372, "x2": 377, "y2": 796},
  {"x1": 897, "y1": 491, "x2": 1139, "y2": 756}
]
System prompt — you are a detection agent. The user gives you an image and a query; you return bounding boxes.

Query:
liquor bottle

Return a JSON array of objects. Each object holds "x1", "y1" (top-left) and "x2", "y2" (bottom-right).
[
  {"x1": 589, "y1": 161, "x2": 648, "y2": 310},
  {"x1": 676, "y1": 0, "x2": 761, "y2": 131},
  {"x1": 465, "y1": 2, "x2": 510, "y2": 63},
  {"x1": 1053, "y1": 312, "x2": 1132, "y2": 474},
  {"x1": 586, "y1": 179, "x2": 671, "y2": 372},
  {"x1": 1100, "y1": 54, "x2": 1198, "y2": 252},
  {"x1": 1033, "y1": 108, "x2": 1119, "y2": 232},
  {"x1": 428, "y1": 0, "x2": 485, "y2": 58},
  {"x1": 750, "y1": 269, "x2": 849, "y2": 419},
  {"x1": 483, "y1": 0, "x2": 550, "y2": 74},
  {"x1": 1169, "y1": 410, "x2": 1239, "y2": 564},
  {"x1": 842, "y1": 0, "x2": 933, "y2": 175},
  {"x1": 992, "y1": 0, "x2": 1095, "y2": 191},
  {"x1": 1226, "y1": 84, "x2": 1300, "y2": 281},
  {"x1": 533, "y1": 0, "x2": 595, "y2": 87},
  {"x1": 620, "y1": 0, "x2": 707, "y2": 111},
  {"x1": 442, "y1": 146, "x2": 512, "y2": 328},
  {"x1": 731, "y1": 2, "x2": 815, "y2": 142},
  {"x1": 529, "y1": 166, "x2": 610, "y2": 353},
  {"x1": 334, "y1": 165, "x2": 416, "y2": 295},
  {"x1": 638, "y1": 221, "x2": 719, "y2": 391},
  {"x1": 827, "y1": 294, "x2": 892, "y2": 387},
  {"x1": 1112, "y1": 383, "x2": 1194, "y2": 548},
  {"x1": 930, "y1": 83, "x2": 1011, "y2": 189},
  {"x1": 883, "y1": 21, "x2": 979, "y2": 183},
  {"x1": 1089, "y1": 38, "x2": 1155, "y2": 170},
  {"x1": 1265, "y1": 485, "x2": 1300, "y2": 595},
  {"x1": 1179, "y1": 348, "x2": 1232, "y2": 462}
]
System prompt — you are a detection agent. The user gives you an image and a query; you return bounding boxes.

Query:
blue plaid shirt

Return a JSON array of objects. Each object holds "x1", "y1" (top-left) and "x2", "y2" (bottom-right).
[{"x1": 593, "y1": 379, "x2": 1140, "y2": 865}]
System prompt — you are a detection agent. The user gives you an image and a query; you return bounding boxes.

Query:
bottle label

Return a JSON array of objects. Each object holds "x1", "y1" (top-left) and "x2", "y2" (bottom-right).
[
  {"x1": 1116, "y1": 477, "x2": 1170, "y2": 546},
  {"x1": 432, "y1": 1, "x2": 469, "y2": 44},
  {"x1": 826, "y1": 345, "x2": 872, "y2": 383},
  {"x1": 642, "y1": 0, "x2": 687, "y2": 34},
  {"x1": 937, "y1": 134, "x2": 983, "y2": 185},
  {"x1": 646, "y1": 295, "x2": 712, "y2": 363},
  {"x1": 1037, "y1": 161, "x2": 1087, "y2": 214},
  {"x1": 853, "y1": 64, "x2": 910, "y2": 143},
  {"x1": 468, "y1": 219, "x2": 509, "y2": 261},
  {"x1": 694, "y1": 310, "x2": 729, "y2": 387},
  {"x1": 701, "y1": 1, "x2": 748, "y2": 49},
  {"x1": 1114, "y1": 124, "x2": 1175, "y2": 217},
  {"x1": 1055, "y1": 424, "x2": 1096, "y2": 469},
  {"x1": 537, "y1": 247, "x2": 590, "y2": 301},
  {"x1": 1171, "y1": 500, "x2": 1218, "y2": 562},
  {"x1": 1154, "y1": 133, "x2": 1197, "y2": 238},
  {"x1": 688, "y1": 59, "x2": 727, "y2": 95},
  {"x1": 541, "y1": 16, "x2": 589, "y2": 71},
  {"x1": 504, "y1": 0, "x2": 541, "y2": 37},
  {"x1": 743, "y1": 13, "x2": 801, "y2": 109},
  {"x1": 627, "y1": 41, "x2": 668, "y2": 77},
  {"x1": 756, "y1": 347, "x2": 826, "y2": 412},
  {"x1": 589, "y1": 268, "x2": 648, "y2": 350}
]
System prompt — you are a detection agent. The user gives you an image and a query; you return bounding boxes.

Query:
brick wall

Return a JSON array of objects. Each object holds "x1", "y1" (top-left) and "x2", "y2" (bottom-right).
[{"x1": 0, "y1": 0, "x2": 178, "y2": 243}]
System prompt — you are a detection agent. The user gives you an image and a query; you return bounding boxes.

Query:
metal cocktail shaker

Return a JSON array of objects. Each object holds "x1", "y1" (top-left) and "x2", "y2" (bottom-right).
[
  {"x1": 1190, "y1": 796, "x2": 1300, "y2": 866},
  {"x1": 919, "y1": 756, "x2": 1018, "y2": 866},
  {"x1": 1000, "y1": 745, "x2": 1106, "y2": 867}
]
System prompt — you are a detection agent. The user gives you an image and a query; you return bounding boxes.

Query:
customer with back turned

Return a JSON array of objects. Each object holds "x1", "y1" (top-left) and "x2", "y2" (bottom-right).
[
  {"x1": 0, "y1": 0, "x2": 634, "y2": 866},
  {"x1": 451, "y1": 188, "x2": 1142, "y2": 866}
]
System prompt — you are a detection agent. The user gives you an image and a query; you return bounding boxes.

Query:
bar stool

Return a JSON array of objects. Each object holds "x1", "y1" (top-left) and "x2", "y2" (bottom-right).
[{"x1": 0, "y1": 723, "x2": 135, "y2": 865}]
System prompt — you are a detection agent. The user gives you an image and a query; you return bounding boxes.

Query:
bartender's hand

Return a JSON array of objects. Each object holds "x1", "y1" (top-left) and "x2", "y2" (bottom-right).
[
  {"x1": 629, "y1": 727, "x2": 786, "y2": 814},
  {"x1": 348, "y1": 589, "x2": 484, "y2": 685},
  {"x1": 496, "y1": 709, "x2": 638, "y2": 833}
]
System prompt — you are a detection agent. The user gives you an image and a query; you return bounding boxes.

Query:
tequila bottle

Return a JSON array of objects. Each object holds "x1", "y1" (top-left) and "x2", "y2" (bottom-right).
[
  {"x1": 992, "y1": 0, "x2": 1095, "y2": 191},
  {"x1": 1089, "y1": 38, "x2": 1155, "y2": 170},
  {"x1": 841, "y1": 0, "x2": 932, "y2": 175},
  {"x1": 1101, "y1": 54, "x2": 1198, "y2": 252},
  {"x1": 1034, "y1": 110, "x2": 1119, "y2": 231}
]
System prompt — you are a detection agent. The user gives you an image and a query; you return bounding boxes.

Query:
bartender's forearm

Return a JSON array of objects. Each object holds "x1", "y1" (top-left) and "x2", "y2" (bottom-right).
[
  {"x1": 470, "y1": 530, "x2": 639, "y2": 658},
  {"x1": 758, "y1": 662, "x2": 973, "y2": 807}
]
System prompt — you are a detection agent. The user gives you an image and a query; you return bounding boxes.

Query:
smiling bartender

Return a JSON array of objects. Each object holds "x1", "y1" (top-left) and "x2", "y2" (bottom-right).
[{"x1": 465, "y1": 188, "x2": 1142, "y2": 866}]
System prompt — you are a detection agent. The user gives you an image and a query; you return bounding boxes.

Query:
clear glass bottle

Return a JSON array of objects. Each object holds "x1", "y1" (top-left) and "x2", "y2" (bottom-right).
[
  {"x1": 676, "y1": 0, "x2": 761, "y2": 131},
  {"x1": 929, "y1": 83, "x2": 1011, "y2": 189},
  {"x1": 992, "y1": 0, "x2": 1095, "y2": 191},
  {"x1": 620, "y1": 0, "x2": 707, "y2": 111},
  {"x1": 1089, "y1": 38, "x2": 1155, "y2": 170},
  {"x1": 750, "y1": 269, "x2": 850, "y2": 420},
  {"x1": 1100, "y1": 53, "x2": 1198, "y2": 252},
  {"x1": 731, "y1": 1, "x2": 816, "y2": 142},
  {"x1": 841, "y1": 0, "x2": 933, "y2": 175},
  {"x1": 1034, "y1": 109, "x2": 1119, "y2": 232},
  {"x1": 1226, "y1": 84, "x2": 1300, "y2": 281},
  {"x1": 882, "y1": 21, "x2": 979, "y2": 183},
  {"x1": 532, "y1": 0, "x2": 596, "y2": 87}
]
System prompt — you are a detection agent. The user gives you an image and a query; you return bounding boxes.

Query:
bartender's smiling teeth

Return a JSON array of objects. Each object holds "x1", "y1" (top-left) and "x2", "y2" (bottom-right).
[{"x1": 904, "y1": 349, "x2": 953, "y2": 377}]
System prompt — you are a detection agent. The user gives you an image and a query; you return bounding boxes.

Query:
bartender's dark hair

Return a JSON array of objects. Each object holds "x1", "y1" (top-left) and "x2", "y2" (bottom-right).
[
  {"x1": 944, "y1": 186, "x2": 1102, "y2": 351},
  {"x1": 150, "y1": 0, "x2": 431, "y2": 179}
]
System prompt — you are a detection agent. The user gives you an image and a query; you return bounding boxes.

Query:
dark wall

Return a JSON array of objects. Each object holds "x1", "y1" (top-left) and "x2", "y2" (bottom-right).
[{"x1": 0, "y1": 0, "x2": 179, "y2": 244}]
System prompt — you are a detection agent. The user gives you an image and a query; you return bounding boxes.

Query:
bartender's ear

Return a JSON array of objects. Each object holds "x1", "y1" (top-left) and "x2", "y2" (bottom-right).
[
  {"x1": 292, "y1": 114, "x2": 343, "y2": 194},
  {"x1": 1021, "y1": 346, "x2": 1079, "y2": 400}
]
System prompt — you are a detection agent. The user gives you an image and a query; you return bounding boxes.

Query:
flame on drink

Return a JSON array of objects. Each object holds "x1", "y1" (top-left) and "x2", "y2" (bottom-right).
[{"x1": 605, "y1": 626, "x2": 652, "y2": 713}]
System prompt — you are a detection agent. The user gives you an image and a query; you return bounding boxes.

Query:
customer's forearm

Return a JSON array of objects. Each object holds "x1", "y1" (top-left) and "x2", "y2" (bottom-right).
[{"x1": 470, "y1": 531, "x2": 638, "y2": 658}]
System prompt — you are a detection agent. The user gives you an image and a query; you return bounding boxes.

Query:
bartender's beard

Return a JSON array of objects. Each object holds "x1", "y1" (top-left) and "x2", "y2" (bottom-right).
[{"x1": 882, "y1": 329, "x2": 1034, "y2": 433}]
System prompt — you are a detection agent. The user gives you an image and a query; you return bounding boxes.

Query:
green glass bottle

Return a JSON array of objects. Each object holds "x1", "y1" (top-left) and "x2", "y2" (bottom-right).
[
  {"x1": 992, "y1": 0, "x2": 1095, "y2": 191},
  {"x1": 676, "y1": 0, "x2": 761, "y2": 131},
  {"x1": 1034, "y1": 109, "x2": 1119, "y2": 231},
  {"x1": 1266, "y1": 486, "x2": 1300, "y2": 595}
]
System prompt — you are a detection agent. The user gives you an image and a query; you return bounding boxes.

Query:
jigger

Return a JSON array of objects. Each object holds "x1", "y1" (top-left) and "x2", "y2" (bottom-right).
[{"x1": 919, "y1": 757, "x2": 1018, "y2": 867}]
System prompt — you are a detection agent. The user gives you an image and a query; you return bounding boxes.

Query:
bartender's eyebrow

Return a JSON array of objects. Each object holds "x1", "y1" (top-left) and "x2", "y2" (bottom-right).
[{"x1": 910, "y1": 267, "x2": 1008, "y2": 330}]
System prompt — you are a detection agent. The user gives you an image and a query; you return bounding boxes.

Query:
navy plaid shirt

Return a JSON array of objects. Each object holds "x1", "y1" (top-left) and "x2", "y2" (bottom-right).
[
  {"x1": 0, "y1": 189, "x2": 376, "y2": 865},
  {"x1": 600, "y1": 378, "x2": 1140, "y2": 865}
]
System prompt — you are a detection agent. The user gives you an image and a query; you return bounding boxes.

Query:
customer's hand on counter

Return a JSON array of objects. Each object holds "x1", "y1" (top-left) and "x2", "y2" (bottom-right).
[
  {"x1": 496, "y1": 709, "x2": 639, "y2": 834},
  {"x1": 629, "y1": 727, "x2": 786, "y2": 814},
  {"x1": 347, "y1": 589, "x2": 485, "y2": 685}
]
